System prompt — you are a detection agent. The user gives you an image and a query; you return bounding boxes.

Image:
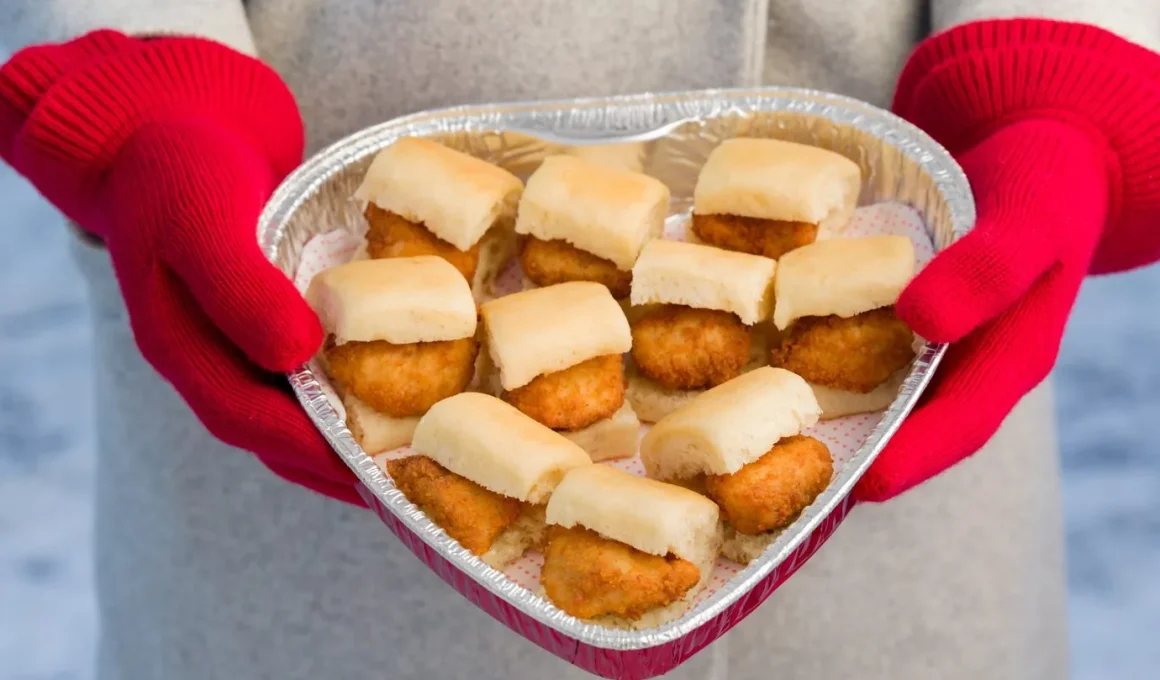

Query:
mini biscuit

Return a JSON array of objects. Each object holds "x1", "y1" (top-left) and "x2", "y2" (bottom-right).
[
  {"x1": 355, "y1": 137, "x2": 524, "y2": 251},
  {"x1": 630, "y1": 240, "x2": 776, "y2": 325},
  {"x1": 693, "y1": 137, "x2": 861, "y2": 233},
  {"x1": 516, "y1": 155, "x2": 670, "y2": 270},
  {"x1": 305, "y1": 256, "x2": 477, "y2": 345},
  {"x1": 772, "y1": 235, "x2": 915, "y2": 330},
  {"x1": 411, "y1": 392, "x2": 591, "y2": 504},
  {"x1": 640, "y1": 367, "x2": 821, "y2": 480},
  {"x1": 481, "y1": 282, "x2": 632, "y2": 391}
]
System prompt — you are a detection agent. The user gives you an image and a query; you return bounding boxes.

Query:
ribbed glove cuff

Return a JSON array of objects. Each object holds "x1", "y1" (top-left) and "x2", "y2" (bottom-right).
[{"x1": 893, "y1": 19, "x2": 1160, "y2": 274}]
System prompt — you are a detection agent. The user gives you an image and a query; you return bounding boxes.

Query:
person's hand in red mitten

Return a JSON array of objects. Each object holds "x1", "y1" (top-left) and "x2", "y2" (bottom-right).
[
  {"x1": 856, "y1": 20, "x2": 1160, "y2": 501},
  {"x1": 0, "y1": 30, "x2": 361, "y2": 505}
]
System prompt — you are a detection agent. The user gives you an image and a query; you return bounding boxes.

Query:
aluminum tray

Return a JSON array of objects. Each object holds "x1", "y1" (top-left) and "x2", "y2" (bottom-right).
[{"x1": 257, "y1": 86, "x2": 975, "y2": 680}]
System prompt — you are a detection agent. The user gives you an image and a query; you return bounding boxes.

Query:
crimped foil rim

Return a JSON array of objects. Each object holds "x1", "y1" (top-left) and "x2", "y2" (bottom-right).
[{"x1": 258, "y1": 86, "x2": 975, "y2": 651}]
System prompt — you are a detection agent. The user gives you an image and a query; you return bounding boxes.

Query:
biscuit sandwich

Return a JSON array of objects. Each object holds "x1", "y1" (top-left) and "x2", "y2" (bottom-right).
[
  {"x1": 306, "y1": 256, "x2": 479, "y2": 454},
  {"x1": 355, "y1": 136, "x2": 523, "y2": 299},
  {"x1": 691, "y1": 137, "x2": 862, "y2": 258},
  {"x1": 387, "y1": 392, "x2": 592, "y2": 569},
  {"x1": 640, "y1": 367, "x2": 831, "y2": 565},
  {"x1": 480, "y1": 281, "x2": 639, "y2": 462},
  {"x1": 541, "y1": 464, "x2": 722, "y2": 629},
  {"x1": 770, "y1": 235, "x2": 918, "y2": 419},
  {"x1": 516, "y1": 154, "x2": 670, "y2": 300},
  {"x1": 626, "y1": 238, "x2": 777, "y2": 422}
]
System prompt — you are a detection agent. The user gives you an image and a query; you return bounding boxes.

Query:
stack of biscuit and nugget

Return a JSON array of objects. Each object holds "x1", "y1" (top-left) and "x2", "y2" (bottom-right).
[
  {"x1": 691, "y1": 137, "x2": 862, "y2": 257},
  {"x1": 626, "y1": 239, "x2": 777, "y2": 422},
  {"x1": 306, "y1": 256, "x2": 479, "y2": 454},
  {"x1": 516, "y1": 154, "x2": 669, "y2": 301},
  {"x1": 641, "y1": 367, "x2": 833, "y2": 565},
  {"x1": 355, "y1": 136, "x2": 523, "y2": 298},
  {"x1": 770, "y1": 235, "x2": 917, "y2": 418},
  {"x1": 480, "y1": 282, "x2": 639, "y2": 462},
  {"x1": 388, "y1": 392, "x2": 591, "y2": 568},
  {"x1": 541, "y1": 465, "x2": 722, "y2": 628}
]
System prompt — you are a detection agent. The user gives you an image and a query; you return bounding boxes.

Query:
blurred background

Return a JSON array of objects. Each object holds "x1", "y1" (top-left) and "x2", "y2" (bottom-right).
[{"x1": 1, "y1": 62, "x2": 1159, "y2": 680}]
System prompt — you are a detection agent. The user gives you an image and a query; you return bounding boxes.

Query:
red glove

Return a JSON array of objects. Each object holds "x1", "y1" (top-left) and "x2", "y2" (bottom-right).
[
  {"x1": 0, "y1": 31, "x2": 362, "y2": 505},
  {"x1": 856, "y1": 19, "x2": 1160, "y2": 501}
]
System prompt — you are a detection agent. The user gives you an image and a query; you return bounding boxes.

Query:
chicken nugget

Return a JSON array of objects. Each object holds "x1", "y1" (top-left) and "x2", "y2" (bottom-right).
[
  {"x1": 503, "y1": 354, "x2": 625, "y2": 431},
  {"x1": 630, "y1": 305, "x2": 751, "y2": 390},
  {"x1": 769, "y1": 306, "x2": 914, "y2": 393},
  {"x1": 386, "y1": 456, "x2": 522, "y2": 555},
  {"x1": 705, "y1": 435, "x2": 833, "y2": 535},
  {"x1": 520, "y1": 237, "x2": 633, "y2": 299},
  {"x1": 365, "y1": 204, "x2": 480, "y2": 281},
  {"x1": 325, "y1": 336, "x2": 479, "y2": 418},
  {"x1": 691, "y1": 213, "x2": 817, "y2": 260},
  {"x1": 540, "y1": 526, "x2": 701, "y2": 620}
]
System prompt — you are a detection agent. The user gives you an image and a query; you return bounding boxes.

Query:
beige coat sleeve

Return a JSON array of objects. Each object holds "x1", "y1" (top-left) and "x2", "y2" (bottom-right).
[
  {"x1": 0, "y1": 0, "x2": 256, "y2": 55},
  {"x1": 932, "y1": 0, "x2": 1160, "y2": 52}
]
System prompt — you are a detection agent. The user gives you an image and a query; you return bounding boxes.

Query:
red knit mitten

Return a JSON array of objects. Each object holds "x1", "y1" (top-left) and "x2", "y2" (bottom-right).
[
  {"x1": 0, "y1": 31, "x2": 362, "y2": 505},
  {"x1": 855, "y1": 19, "x2": 1160, "y2": 502}
]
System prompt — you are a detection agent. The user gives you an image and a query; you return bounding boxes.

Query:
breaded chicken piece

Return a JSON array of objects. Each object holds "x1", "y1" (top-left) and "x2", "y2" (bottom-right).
[
  {"x1": 691, "y1": 213, "x2": 817, "y2": 260},
  {"x1": 325, "y1": 336, "x2": 479, "y2": 418},
  {"x1": 385, "y1": 456, "x2": 522, "y2": 556},
  {"x1": 769, "y1": 306, "x2": 914, "y2": 393},
  {"x1": 520, "y1": 237, "x2": 633, "y2": 299},
  {"x1": 705, "y1": 435, "x2": 833, "y2": 535},
  {"x1": 503, "y1": 354, "x2": 625, "y2": 430},
  {"x1": 630, "y1": 305, "x2": 751, "y2": 390},
  {"x1": 540, "y1": 526, "x2": 701, "y2": 620},
  {"x1": 365, "y1": 204, "x2": 481, "y2": 281}
]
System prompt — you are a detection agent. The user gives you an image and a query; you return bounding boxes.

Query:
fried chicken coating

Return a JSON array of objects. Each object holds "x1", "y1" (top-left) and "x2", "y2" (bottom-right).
[
  {"x1": 769, "y1": 306, "x2": 915, "y2": 393},
  {"x1": 630, "y1": 305, "x2": 751, "y2": 391},
  {"x1": 691, "y1": 213, "x2": 817, "y2": 260},
  {"x1": 540, "y1": 526, "x2": 701, "y2": 620},
  {"x1": 365, "y1": 204, "x2": 481, "y2": 282},
  {"x1": 519, "y1": 237, "x2": 633, "y2": 299},
  {"x1": 503, "y1": 354, "x2": 625, "y2": 430},
  {"x1": 325, "y1": 336, "x2": 479, "y2": 418},
  {"x1": 385, "y1": 456, "x2": 522, "y2": 555},
  {"x1": 705, "y1": 435, "x2": 833, "y2": 535}
]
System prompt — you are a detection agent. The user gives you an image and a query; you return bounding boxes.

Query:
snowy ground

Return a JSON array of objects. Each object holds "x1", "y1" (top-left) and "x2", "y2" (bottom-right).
[{"x1": 2, "y1": 141, "x2": 1159, "y2": 680}]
